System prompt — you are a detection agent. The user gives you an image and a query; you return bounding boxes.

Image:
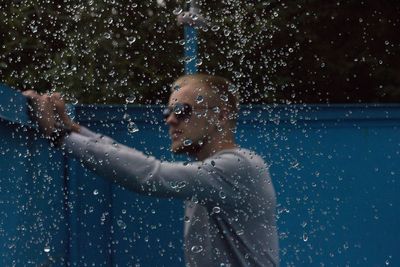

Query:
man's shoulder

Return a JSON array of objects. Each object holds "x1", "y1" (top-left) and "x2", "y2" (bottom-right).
[
  {"x1": 215, "y1": 147, "x2": 263, "y2": 159},
  {"x1": 208, "y1": 148, "x2": 272, "y2": 191},
  {"x1": 211, "y1": 147, "x2": 266, "y2": 169}
]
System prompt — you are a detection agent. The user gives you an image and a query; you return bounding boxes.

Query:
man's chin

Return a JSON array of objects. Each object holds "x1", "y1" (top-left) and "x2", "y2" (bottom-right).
[
  {"x1": 170, "y1": 142, "x2": 198, "y2": 155},
  {"x1": 170, "y1": 144, "x2": 187, "y2": 154}
]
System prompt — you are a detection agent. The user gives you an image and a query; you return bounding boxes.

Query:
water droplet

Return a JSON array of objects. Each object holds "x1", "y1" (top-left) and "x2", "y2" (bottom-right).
[
  {"x1": 191, "y1": 195, "x2": 199, "y2": 203},
  {"x1": 196, "y1": 95, "x2": 204, "y2": 103},
  {"x1": 219, "y1": 191, "x2": 226, "y2": 199},
  {"x1": 123, "y1": 113, "x2": 131, "y2": 120},
  {"x1": 220, "y1": 94, "x2": 228, "y2": 102},
  {"x1": 184, "y1": 216, "x2": 190, "y2": 223},
  {"x1": 30, "y1": 25, "x2": 38, "y2": 33},
  {"x1": 195, "y1": 59, "x2": 203, "y2": 66},
  {"x1": 212, "y1": 206, "x2": 221, "y2": 213},
  {"x1": 174, "y1": 106, "x2": 183, "y2": 115},
  {"x1": 117, "y1": 220, "x2": 127, "y2": 230},
  {"x1": 126, "y1": 36, "x2": 136, "y2": 44},
  {"x1": 290, "y1": 161, "x2": 300, "y2": 169},
  {"x1": 93, "y1": 189, "x2": 99, "y2": 195},
  {"x1": 173, "y1": 7, "x2": 183, "y2": 15},
  {"x1": 104, "y1": 32, "x2": 111, "y2": 39},
  {"x1": 43, "y1": 246, "x2": 50, "y2": 253},
  {"x1": 177, "y1": 181, "x2": 187, "y2": 188},
  {"x1": 183, "y1": 139, "x2": 192, "y2": 146},
  {"x1": 127, "y1": 122, "x2": 139, "y2": 133},
  {"x1": 212, "y1": 107, "x2": 220, "y2": 113},
  {"x1": 192, "y1": 14, "x2": 199, "y2": 20},
  {"x1": 126, "y1": 95, "x2": 136, "y2": 103},
  {"x1": 184, "y1": 56, "x2": 195, "y2": 63},
  {"x1": 237, "y1": 229, "x2": 244, "y2": 235},
  {"x1": 191, "y1": 245, "x2": 203, "y2": 253},
  {"x1": 228, "y1": 84, "x2": 238, "y2": 93},
  {"x1": 68, "y1": 97, "x2": 79, "y2": 105},
  {"x1": 303, "y1": 233, "x2": 308, "y2": 242},
  {"x1": 224, "y1": 29, "x2": 231, "y2": 37},
  {"x1": 169, "y1": 181, "x2": 178, "y2": 189},
  {"x1": 122, "y1": 209, "x2": 127, "y2": 214},
  {"x1": 211, "y1": 25, "x2": 220, "y2": 32},
  {"x1": 173, "y1": 85, "x2": 180, "y2": 91}
]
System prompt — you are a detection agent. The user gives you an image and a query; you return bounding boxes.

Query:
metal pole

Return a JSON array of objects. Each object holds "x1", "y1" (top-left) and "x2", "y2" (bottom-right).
[
  {"x1": 180, "y1": 0, "x2": 205, "y2": 75},
  {"x1": 184, "y1": 24, "x2": 198, "y2": 75}
]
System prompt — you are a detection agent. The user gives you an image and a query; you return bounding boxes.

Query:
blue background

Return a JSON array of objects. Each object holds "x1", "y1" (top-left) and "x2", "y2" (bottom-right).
[{"x1": 0, "y1": 83, "x2": 399, "y2": 266}]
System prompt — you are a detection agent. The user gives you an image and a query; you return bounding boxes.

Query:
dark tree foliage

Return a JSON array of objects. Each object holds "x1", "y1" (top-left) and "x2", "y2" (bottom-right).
[
  {"x1": 0, "y1": 0, "x2": 183, "y2": 104},
  {"x1": 200, "y1": 0, "x2": 400, "y2": 104},
  {"x1": 0, "y1": 0, "x2": 399, "y2": 104}
]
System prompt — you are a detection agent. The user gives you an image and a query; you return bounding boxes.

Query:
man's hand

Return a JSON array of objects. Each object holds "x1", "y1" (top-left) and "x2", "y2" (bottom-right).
[
  {"x1": 50, "y1": 93, "x2": 80, "y2": 133},
  {"x1": 23, "y1": 90, "x2": 57, "y2": 137},
  {"x1": 23, "y1": 91, "x2": 81, "y2": 137}
]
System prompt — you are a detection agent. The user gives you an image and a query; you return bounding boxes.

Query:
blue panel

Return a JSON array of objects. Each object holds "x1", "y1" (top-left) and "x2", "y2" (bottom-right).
[
  {"x1": 0, "y1": 121, "x2": 69, "y2": 266},
  {"x1": 237, "y1": 105, "x2": 400, "y2": 266},
  {"x1": 0, "y1": 83, "x2": 30, "y2": 125},
  {"x1": 184, "y1": 26, "x2": 198, "y2": 74},
  {"x1": 0, "y1": 84, "x2": 399, "y2": 266},
  {"x1": 68, "y1": 106, "x2": 184, "y2": 266}
]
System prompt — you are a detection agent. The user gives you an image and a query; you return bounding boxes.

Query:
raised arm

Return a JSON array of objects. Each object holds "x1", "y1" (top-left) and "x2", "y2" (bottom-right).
[{"x1": 63, "y1": 132, "x2": 253, "y2": 208}]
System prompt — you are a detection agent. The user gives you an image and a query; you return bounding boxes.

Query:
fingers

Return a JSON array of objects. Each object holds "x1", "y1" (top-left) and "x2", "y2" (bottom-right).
[
  {"x1": 50, "y1": 92, "x2": 73, "y2": 128},
  {"x1": 22, "y1": 90, "x2": 39, "y2": 99},
  {"x1": 23, "y1": 90, "x2": 57, "y2": 137},
  {"x1": 50, "y1": 92, "x2": 65, "y2": 113},
  {"x1": 23, "y1": 90, "x2": 79, "y2": 135}
]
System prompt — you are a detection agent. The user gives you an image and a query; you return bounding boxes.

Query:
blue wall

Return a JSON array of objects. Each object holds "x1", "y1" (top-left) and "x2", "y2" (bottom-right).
[{"x1": 1, "y1": 83, "x2": 399, "y2": 266}]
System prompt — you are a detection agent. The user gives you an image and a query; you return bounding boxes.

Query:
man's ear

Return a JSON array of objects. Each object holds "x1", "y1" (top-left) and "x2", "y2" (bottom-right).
[{"x1": 218, "y1": 108, "x2": 230, "y2": 125}]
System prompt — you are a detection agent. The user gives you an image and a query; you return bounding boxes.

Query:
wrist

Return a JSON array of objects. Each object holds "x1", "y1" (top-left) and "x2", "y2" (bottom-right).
[
  {"x1": 49, "y1": 128, "x2": 71, "y2": 148},
  {"x1": 70, "y1": 122, "x2": 81, "y2": 133},
  {"x1": 50, "y1": 122, "x2": 72, "y2": 147}
]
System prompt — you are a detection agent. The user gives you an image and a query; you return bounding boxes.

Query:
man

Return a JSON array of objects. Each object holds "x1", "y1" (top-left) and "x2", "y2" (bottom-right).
[{"x1": 24, "y1": 73, "x2": 279, "y2": 267}]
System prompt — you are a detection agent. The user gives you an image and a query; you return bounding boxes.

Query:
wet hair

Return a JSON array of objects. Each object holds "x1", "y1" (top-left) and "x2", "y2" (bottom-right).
[{"x1": 173, "y1": 73, "x2": 240, "y2": 124}]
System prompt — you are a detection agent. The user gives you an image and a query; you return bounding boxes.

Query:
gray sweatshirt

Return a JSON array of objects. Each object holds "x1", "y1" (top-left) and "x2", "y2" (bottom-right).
[{"x1": 62, "y1": 127, "x2": 279, "y2": 267}]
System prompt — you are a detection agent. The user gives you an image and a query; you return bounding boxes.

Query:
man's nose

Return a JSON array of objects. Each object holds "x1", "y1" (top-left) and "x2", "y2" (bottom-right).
[{"x1": 165, "y1": 112, "x2": 178, "y2": 125}]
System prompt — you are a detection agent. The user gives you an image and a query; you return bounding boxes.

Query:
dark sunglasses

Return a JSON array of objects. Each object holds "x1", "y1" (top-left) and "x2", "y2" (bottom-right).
[{"x1": 163, "y1": 103, "x2": 193, "y2": 121}]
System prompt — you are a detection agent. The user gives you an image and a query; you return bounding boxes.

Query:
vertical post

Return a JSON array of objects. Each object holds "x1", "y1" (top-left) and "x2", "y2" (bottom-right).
[
  {"x1": 181, "y1": 0, "x2": 205, "y2": 75},
  {"x1": 184, "y1": 25, "x2": 198, "y2": 75}
]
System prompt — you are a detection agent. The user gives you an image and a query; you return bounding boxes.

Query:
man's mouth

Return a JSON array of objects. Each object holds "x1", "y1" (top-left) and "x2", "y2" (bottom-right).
[{"x1": 170, "y1": 130, "x2": 183, "y2": 140}]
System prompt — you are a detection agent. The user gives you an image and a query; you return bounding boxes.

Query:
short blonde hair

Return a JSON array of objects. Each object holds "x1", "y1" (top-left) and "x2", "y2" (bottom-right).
[{"x1": 173, "y1": 73, "x2": 239, "y2": 123}]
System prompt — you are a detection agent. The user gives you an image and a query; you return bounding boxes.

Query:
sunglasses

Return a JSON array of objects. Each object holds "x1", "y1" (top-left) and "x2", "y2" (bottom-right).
[
  {"x1": 163, "y1": 103, "x2": 217, "y2": 121},
  {"x1": 163, "y1": 103, "x2": 193, "y2": 121}
]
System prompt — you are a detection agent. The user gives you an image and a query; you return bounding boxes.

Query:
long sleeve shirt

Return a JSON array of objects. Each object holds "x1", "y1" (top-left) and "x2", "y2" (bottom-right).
[{"x1": 62, "y1": 127, "x2": 279, "y2": 267}]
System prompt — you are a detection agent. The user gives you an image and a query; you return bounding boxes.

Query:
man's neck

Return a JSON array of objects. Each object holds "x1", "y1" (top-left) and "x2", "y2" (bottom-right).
[{"x1": 195, "y1": 138, "x2": 236, "y2": 161}]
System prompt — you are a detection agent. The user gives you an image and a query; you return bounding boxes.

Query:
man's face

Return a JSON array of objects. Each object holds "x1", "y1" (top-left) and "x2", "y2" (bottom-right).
[{"x1": 166, "y1": 80, "x2": 219, "y2": 155}]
